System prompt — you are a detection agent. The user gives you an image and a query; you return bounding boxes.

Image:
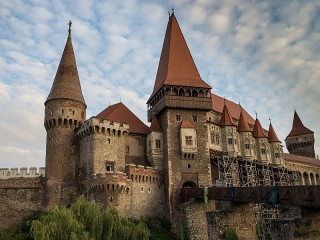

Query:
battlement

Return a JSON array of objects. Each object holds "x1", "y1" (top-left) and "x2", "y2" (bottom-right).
[
  {"x1": 90, "y1": 171, "x2": 132, "y2": 194},
  {"x1": 125, "y1": 164, "x2": 163, "y2": 184},
  {"x1": 76, "y1": 117, "x2": 129, "y2": 139},
  {"x1": 0, "y1": 167, "x2": 45, "y2": 179}
]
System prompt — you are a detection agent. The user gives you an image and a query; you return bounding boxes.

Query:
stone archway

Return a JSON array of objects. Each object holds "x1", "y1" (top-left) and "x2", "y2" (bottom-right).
[{"x1": 182, "y1": 181, "x2": 197, "y2": 188}]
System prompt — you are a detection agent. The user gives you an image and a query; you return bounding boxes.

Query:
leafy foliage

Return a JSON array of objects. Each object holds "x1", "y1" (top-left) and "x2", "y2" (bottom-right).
[
  {"x1": 31, "y1": 196, "x2": 150, "y2": 240},
  {"x1": 225, "y1": 228, "x2": 239, "y2": 240}
]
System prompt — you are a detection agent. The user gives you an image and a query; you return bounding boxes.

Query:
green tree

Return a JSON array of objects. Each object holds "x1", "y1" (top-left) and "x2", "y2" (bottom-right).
[{"x1": 31, "y1": 196, "x2": 149, "y2": 240}]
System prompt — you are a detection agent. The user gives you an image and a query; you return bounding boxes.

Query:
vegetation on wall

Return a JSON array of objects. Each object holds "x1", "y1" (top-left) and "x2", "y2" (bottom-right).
[
  {"x1": 225, "y1": 228, "x2": 239, "y2": 240},
  {"x1": 0, "y1": 196, "x2": 176, "y2": 240}
]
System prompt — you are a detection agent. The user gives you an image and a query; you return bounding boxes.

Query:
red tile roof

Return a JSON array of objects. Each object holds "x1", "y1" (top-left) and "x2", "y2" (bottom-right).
[
  {"x1": 96, "y1": 102, "x2": 149, "y2": 135},
  {"x1": 284, "y1": 153, "x2": 320, "y2": 167},
  {"x1": 237, "y1": 109, "x2": 251, "y2": 132},
  {"x1": 149, "y1": 14, "x2": 211, "y2": 101},
  {"x1": 149, "y1": 116, "x2": 162, "y2": 132},
  {"x1": 253, "y1": 118, "x2": 267, "y2": 138},
  {"x1": 286, "y1": 111, "x2": 313, "y2": 139},
  {"x1": 180, "y1": 120, "x2": 195, "y2": 129},
  {"x1": 211, "y1": 93, "x2": 255, "y2": 126},
  {"x1": 220, "y1": 104, "x2": 235, "y2": 126},
  {"x1": 46, "y1": 35, "x2": 86, "y2": 106},
  {"x1": 268, "y1": 122, "x2": 281, "y2": 143}
]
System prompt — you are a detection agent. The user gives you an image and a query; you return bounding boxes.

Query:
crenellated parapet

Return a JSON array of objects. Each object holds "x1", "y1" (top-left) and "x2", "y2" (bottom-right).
[
  {"x1": 0, "y1": 167, "x2": 45, "y2": 179},
  {"x1": 125, "y1": 164, "x2": 163, "y2": 184},
  {"x1": 76, "y1": 117, "x2": 129, "y2": 140}
]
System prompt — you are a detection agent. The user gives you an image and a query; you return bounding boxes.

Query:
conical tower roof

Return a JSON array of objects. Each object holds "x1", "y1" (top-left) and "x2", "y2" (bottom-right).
[
  {"x1": 148, "y1": 13, "x2": 211, "y2": 101},
  {"x1": 268, "y1": 122, "x2": 281, "y2": 143},
  {"x1": 237, "y1": 109, "x2": 251, "y2": 132},
  {"x1": 253, "y1": 118, "x2": 267, "y2": 138},
  {"x1": 45, "y1": 22, "x2": 86, "y2": 106},
  {"x1": 220, "y1": 104, "x2": 235, "y2": 126},
  {"x1": 286, "y1": 111, "x2": 313, "y2": 139},
  {"x1": 150, "y1": 116, "x2": 162, "y2": 132}
]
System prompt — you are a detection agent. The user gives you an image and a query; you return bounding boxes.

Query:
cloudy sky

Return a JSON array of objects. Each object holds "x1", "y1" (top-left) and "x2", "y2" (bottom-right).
[{"x1": 1, "y1": 0, "x2": 320, "y2": 168}]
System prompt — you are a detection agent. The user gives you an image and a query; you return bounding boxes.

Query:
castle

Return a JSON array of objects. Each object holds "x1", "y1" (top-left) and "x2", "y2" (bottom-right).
[{"x1": 1, "y1": 12, "x2": 320, "y2": 239}]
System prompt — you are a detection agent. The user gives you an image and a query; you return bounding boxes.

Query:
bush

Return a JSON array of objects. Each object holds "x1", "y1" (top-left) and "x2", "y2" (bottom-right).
[{"x1": 225, "y1": 228, "x2": 238, "y2": 240}]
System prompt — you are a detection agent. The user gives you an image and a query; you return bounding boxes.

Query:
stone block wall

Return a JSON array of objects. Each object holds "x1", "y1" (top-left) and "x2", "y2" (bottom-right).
[
  {"x1": 0, "y1": 167, "x2": 45, "y2": 179},
  {"x1": 0, "y1": 177, "x2": 45, "y2": 229}
]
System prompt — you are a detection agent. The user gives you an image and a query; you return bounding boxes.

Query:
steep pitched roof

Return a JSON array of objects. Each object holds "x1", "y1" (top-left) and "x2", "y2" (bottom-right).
[
  {"x1": 253, "y1": 118, "x2": 267, "y2": 138},
  {"x1": 96, "y1": 102, "x2": 149, "y2": 135},
  {"x1": 211, "y1": 94, "x2": 255, "y2": 126},
  {"x1": 284, "y1": 153, "x2": 320, "y2": 167},
  {"x1": 180, "y1": 120, "x2": 195, "y2": 129},
  {"x1": 149, "y1": 14, "x2": 211, "y2": 100},
  {"x1": 286, "y1": 111, "x2": 314, "y2": 139},
  {"x1": 268, "y1": 122, "x2": 281, "y2": 143},
  {"x1": 45, "y1": 31, "x2": 86, "y2": 106},
  {"x1": 149, "y1": 116, "x2": 162, "y2": 132},
  {"x1": 237, "y1": 109, "x2": 251, "y2": 132},
  {"x1": 220, "y1": 104, "x2": 235, "y2": 126}
]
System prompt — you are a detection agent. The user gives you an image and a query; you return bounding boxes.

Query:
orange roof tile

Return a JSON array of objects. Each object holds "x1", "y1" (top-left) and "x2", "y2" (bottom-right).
[
  {"x1": 268, "y1": 122, "x2": 281, "y2": 143},
  {"x1": 149, "y1": 14, "x2": 211, "y2": 101},
  {"x1": 96, "y1": 102, "x2": 149, "y2": 135},
  {"x1": 211, "y1": 93, "x2": 255, "y2": 126},
  {"x1": 180, "y1": 120, "x2": 195, "y2": 129},
  {"x1": 220, "y1": 104, "x2": 235, "y2": 126},
  {"x1": 149, "y1": 116, "x2": 162, "y2": 132},
  {"x1": 286, "y1": 111, "x2": 313, "y2": 139},
  {"x1": 46, "y1": 34, "x2": 86, "y2": 106},
  {"x1": 237, "y1": 109, "x2": 251, "y2": 132},
  {"x1": 253, "y1": 118, "x2": 267, "y2": 138},
  {"x1": 284, "y1": 153, "x2": 320, "y2": 167}
]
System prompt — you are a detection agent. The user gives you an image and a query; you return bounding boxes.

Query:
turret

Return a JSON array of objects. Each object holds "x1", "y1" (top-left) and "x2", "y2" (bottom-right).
[
  {"x1": 147, "y1": 116, "x2": 164, "y2": 169},
  {"x1": 220, "y1": 103, "x2": 239, "y2": 157},
  {"x1": 285, "y1": 111, "x2": 315, "y2": 158},
  {"x1": 237, "y1": 108, "x2": 255, "y2": 160},
  {"x1": 253, "y1": 117, "x2": 271, "y2": 163},
  {"x1": 268, "y1": 121, "x2": 283, "y2": 165},
  {"x1": 44, "y1": 22, "x2": 86, "y2": 208}
]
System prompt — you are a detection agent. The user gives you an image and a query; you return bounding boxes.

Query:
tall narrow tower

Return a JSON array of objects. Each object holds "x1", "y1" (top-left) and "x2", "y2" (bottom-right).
[
  {"x1": 285, "y1": 111, "x2": 315, "y2": 158},
  {"x1": 147, "y1": 12, "x2": 212, "y2": 235},
  {"x1": 44, "y1": 22, "x2": 86, "y2": 208}
]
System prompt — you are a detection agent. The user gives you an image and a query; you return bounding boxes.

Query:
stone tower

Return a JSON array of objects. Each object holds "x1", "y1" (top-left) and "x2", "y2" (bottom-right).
[
  {"x1": 44, "y1": 22, "x2": 86, "y2": 208},
  {"x1": 286, "y1": 111, "x2": 315, "y2": 158},
  {"x1": 146, "y1": 13, "x2": 212, "y2": 235},
  {"x1": 268, "y1": 122, "x2": 283, "y2": 165},
  {"x1": 253, "y1": 118, "x2": 271, "y2": 164}
]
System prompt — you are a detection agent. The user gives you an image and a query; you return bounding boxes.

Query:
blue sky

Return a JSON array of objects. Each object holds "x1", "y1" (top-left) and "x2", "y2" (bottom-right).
[{"x1": 0, "y1": 0, "x2": 320, "y2": 168}]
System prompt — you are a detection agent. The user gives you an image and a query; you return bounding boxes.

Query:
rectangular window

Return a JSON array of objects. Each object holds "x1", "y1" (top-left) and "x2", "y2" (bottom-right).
[
  {"x1": 275, "y1": 153, "x2": 280, "y2": 158},
  {"x1": 156, "y1": 139, "x2": 161, "y2": 149},
  {"x1": 176, "y1": 115, "x2": 181, "y2": 122},
  {"x1": 192, "y1": 116, "x2": 198, "y2": 122},
  {"x1": 228, "y1": 138, "x2": 233, "y2": 145},
  {"x1": 210, "y1": 132, "x2": 215, "y2": 144},
  {"x1": 245, "y1": 144, "x2": 250, "y2": 150},
  {"x1": 216, "y1": 135, "x2": 220, "y2": 145},
  {"x1": 261, "y1": 148, "x2": 266, "y2": 155},
  {"x1": 106, "y1": 162, "x2": 114, "y2": 172},
  {"x1": 186, "y1": 136, "x2": 193, "y2": 146}
]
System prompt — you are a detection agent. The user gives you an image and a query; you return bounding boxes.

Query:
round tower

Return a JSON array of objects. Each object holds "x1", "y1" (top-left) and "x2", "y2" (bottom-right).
[
  {"x1": 44, "y1": 21, "x2": 86, "y2": 208},
  {"x1": 285, "y1": 111, "x2": 315, "y2": 158}
]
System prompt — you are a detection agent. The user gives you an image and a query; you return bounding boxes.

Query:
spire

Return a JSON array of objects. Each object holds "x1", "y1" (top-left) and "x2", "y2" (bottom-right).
[
  {"x1": 150, "y1": 116, "x2": 162, "y2": 132},
  {"x1": 237, "y1": 109, "x2": 251, "y2": 132},
  {"x1": 149, "y1": 14, "x2": 211, "y2": 100},
  {"x1": 268, "y1": 122, "x2": 281, "y2": 143},
  {"x1": 220, "y1": 104, "x2": 235, "y2": 126},
  {"x1": 286, "y1": 111, "x2": 313, "y2": 138},
  {"x1": 45, "y1": 22, "x2": 86, "y2": 106},
  {"x1": 253, "y1": 118, "x2": 267, "y2": 138}
]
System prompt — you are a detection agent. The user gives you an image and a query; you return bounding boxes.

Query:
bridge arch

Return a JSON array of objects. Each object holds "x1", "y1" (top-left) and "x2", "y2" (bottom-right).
[{"x1": 303, "y1": 172, "x2": 309, "y2": 185}]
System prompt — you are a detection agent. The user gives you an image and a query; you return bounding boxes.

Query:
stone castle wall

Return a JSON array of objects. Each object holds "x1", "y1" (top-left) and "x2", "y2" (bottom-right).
[
  {"x1": 0, "y1": 177, "x2": 45, "y2": 229},
  {"x1": 0, "y1": 167, "x2": 45, "y2": 179},
  {"x1": 89, "y1": 164, "x2": 165, "y2": 220}
]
